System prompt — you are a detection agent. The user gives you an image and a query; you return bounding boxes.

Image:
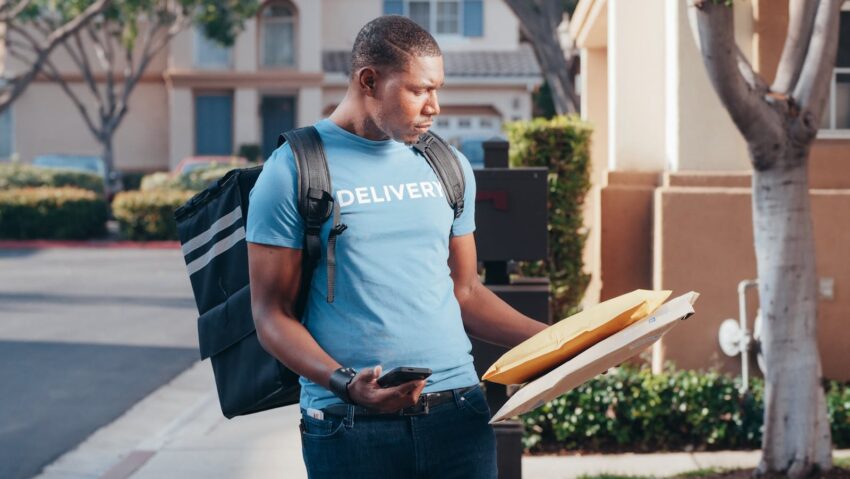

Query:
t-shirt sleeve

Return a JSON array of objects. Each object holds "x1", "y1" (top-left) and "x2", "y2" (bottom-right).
[
  {"x1": 245, "y1": 144, "x2": 305, "y2": 249},
  {"x1": 450, "y1": 146, "x2": 476, "y2": 237}
]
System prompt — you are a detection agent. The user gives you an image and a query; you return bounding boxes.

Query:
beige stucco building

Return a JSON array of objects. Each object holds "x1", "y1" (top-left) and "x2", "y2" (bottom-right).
[
  {"x1": 0, "y1": 0, "x2": 541, "y2": 172},
  {"x1": 572, "y1": 0, "x2": 850, "y2": 380}
]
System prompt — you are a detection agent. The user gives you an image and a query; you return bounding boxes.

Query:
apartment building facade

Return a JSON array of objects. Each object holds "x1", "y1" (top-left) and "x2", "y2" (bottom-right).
[
  {"x1": 571, "y1": 0, "x2": 850, "y2": 380},
  {"x1": 0, "y1": 0, "x2": 541, "y2": 171}
]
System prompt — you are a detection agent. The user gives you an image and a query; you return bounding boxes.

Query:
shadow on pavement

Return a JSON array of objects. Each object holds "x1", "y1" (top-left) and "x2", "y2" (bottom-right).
[{"x1": 0, "y1": 340, "x2": 198, "y2": 479}]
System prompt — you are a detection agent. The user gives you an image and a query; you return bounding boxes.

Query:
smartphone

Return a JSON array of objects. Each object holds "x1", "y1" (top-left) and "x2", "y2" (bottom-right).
[{"x1": 377, "y1": 367, "x2": 432, "y2": 388}]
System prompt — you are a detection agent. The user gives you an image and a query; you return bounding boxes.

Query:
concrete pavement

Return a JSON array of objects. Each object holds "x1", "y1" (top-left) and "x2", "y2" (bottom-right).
[{"x1": 36, "y1": 357, "x2": 850, "y2": 479}]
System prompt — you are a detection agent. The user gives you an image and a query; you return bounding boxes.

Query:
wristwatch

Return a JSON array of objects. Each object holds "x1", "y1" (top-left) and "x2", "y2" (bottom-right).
[{"x1": 329, "y1": 367, "x2": 357, "y2": 403}]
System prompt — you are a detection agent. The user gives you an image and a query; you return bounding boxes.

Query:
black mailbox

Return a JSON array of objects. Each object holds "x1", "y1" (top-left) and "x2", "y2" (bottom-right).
[
  {"x1": 473, "y1": 168, "x2": 548, "y2": 262},
  {"x1": 470, "y1": 140, "x2": 550, "y2": 479}
]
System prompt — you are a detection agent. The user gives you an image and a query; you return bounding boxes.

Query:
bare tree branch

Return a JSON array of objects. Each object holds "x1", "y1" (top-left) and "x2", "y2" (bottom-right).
[
  {"x1": 793, "y1": 0, "x2": 843, "y2": 137},
  {"x1": 71, "y1": 30, "x2": 105, "y2": 109},
  {"x1": 40, "y1": 59, "x2": 100, "y2": 140},
  {"x1": 0, "y1": 0, "x2": 33, "y2": 22},
  {"x1": 772, "y1": 0, "x2": 819, "y2": 94},
  {"x1": 0, "y1": 0, "x2": 110, "y2": 112},
  {"x1": 504, "y1": 0, "x2": 579, "y2": 114},
  {"x1": 691, "y1": 0, "x2": 781, "y2": 148}
]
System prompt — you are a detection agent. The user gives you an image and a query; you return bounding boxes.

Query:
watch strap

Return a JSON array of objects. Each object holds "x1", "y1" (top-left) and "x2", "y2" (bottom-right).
[{"x1": 329, "y1": 367, "x2": 357, "y2": 403}]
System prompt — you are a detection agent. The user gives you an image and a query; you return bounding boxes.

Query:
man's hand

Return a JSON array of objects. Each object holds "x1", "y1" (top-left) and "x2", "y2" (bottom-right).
[{"x1": 347, "y1": 366, "x2": 426, "y2": 413}]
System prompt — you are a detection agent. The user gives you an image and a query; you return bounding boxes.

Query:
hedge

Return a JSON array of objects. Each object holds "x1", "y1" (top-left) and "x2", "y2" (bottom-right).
[
  {"x1": 504, "y1": 115, "x2": 593, "y2": 320},
  {"x1": 112, "y1": 189, "x2": 195, "y2": 240},
  {"x1": 0, "y1": 163, "x2": 104, "y2": 195},
  {"x1": 0, "y1": 187, "x2": 107, "y2": 239},
  {"x1": 521, "y1": 365, "x2": 850, "y2": 453},
  {"x1": 140, "y1": 164, "x2": 251, "y2": 192}
]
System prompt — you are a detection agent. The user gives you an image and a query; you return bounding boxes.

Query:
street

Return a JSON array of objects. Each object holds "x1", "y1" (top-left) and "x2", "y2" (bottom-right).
[{"x1": 0, "y1": 248, "x2": 200, "y2": 479}]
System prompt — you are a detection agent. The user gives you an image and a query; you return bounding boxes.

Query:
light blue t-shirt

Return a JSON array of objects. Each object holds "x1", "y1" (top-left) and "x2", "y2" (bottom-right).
[{"x1": 246, "y1": 118, "x2": 480, "y2": 410}]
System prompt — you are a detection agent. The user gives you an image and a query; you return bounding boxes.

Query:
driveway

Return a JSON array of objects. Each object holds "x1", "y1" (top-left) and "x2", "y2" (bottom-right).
[{"x1": 0, "y1": 248, "x2": 200, "y2": 479}]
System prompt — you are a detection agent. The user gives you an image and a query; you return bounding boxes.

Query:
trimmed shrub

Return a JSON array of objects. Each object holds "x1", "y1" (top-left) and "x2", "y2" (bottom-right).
[
  {"x1": 0, "y1": 163, "x2": 104, "y2": 194},
  {"x1": 0, "y1": 187, "x2": 107, "y2": 239},
  {"x1": 120, "y1": 171, "x2": 147, "y2": 191},
  {"x1": 140, "y1": 164, "x2": 253, "y2": 192},
  {"x1": 112, "y1": 189, "x2": 195, "y2": 240},
  {"x1": 504, "y1": 115, "x2": 593, "y2": 320},
  {"x1": 521, "y1": 365, "x2": 850, "y2": 453}
]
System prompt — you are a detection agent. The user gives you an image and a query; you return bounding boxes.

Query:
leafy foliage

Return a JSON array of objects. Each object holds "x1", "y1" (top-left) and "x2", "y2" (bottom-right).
[
  {"x1": 0, "y1": 163, "x2": 104, "y2": 194},
  {"x1": 140, "y1": 163, "x2": 256, "y2": 192},
  {"x1": 504, "y1": 115, "x2": 593, "y2": 320},
  {"x1": 0, "y1": 187, "x2": 107, "y2": 239},
  {"x1": 521, "y1": 365, "x2": 850, "y2": 453},
  {"x1": 112, "y1": 189, "x2": 196, "y2": 240}
]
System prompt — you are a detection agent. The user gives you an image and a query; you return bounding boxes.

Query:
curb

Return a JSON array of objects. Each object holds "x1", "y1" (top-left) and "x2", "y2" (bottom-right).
[{"x1": 0, "y1": 240, "x2": 181, "y2": 250}]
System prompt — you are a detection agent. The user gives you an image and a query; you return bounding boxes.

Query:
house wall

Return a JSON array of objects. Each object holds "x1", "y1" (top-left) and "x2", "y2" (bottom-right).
[
  {"x1": 607, "y1": 0, "x2": 666, "y2": 172},
  {"x1": 15, "y1": 81, "x2": 169, "y2": 171},
  {"x1": 321, "y1": 0, "x2": 520, "y2": 52},
  {"x1": 665, "y1": 0, "x2": 750, "y2": 172},
  {"x1": 653, "y1": 185, "x2": 850, "y2": 381}
]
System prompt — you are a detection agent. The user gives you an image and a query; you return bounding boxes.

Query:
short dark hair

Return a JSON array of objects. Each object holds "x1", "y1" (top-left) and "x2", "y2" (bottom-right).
[{"x1": 350, "y1": 15, "x2": 442, "y2": 75}]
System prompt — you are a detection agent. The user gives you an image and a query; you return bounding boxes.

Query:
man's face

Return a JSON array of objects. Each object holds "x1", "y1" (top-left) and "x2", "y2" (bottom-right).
[{"x1": 367, "y1": 55, "x2": 444, "y2": 145}]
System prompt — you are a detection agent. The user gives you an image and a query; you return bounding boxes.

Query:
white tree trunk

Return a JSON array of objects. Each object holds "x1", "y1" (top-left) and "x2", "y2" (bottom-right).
[
  {"x1": 752, "y1": 158, "x2": 832, "y2": 477},
  {"x1": 689, "y1": 1, "x2": 841, "y2": 475}
]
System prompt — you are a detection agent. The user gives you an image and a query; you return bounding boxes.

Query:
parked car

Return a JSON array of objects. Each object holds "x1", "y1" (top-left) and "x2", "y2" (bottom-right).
[
  {"x1": 32, "y1": 154, "x2": 123, "y2": 200},
  {"x1": 172, "y1": 156, "x2": 250, "y2": 176}
]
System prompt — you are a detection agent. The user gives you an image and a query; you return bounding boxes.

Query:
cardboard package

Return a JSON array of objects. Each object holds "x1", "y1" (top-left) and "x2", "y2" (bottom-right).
[
  {"x1": 483, "y1": 289, "x2": 671, "y2": 385},
  {"x1": 489, "y1": 292, "x2": 699, "y2": 423}
]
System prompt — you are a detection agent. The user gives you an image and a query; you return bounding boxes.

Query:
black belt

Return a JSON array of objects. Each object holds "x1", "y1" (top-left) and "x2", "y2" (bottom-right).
[{"x1": 322, "y1": 385, "x2": 476, "y2": 417}]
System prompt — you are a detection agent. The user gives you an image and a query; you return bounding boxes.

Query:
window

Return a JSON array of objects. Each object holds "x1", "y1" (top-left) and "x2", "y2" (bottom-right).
[
  {"x1": 384, "y1": 0, "x2": 482, "y2": 37},
  {"x1": 194, "y1": 27, "x2": 231, "y2": 69},
  {"x1": 821, "y1": 9, "x2": 850, "y2": 133},
  {"x1": 260, "y1": 3, "x2": 296, "y2": 68},
  {"x1": 436, "y1": 1, "x2": 460, "y2": 35},
  {"x1": 0, "y1": 107, "x2": 12, "y2": 158}
]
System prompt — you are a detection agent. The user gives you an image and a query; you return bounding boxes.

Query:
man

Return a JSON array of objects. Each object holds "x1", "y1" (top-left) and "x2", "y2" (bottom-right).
[{"x1": 246, "y1": 15, "x2": 546, "y2": 478}]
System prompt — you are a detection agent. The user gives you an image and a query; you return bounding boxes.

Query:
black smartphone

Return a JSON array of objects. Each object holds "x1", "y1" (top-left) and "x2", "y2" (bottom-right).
[{"x1": 377, "y1": 367, "x2": 432, "y2": 388}]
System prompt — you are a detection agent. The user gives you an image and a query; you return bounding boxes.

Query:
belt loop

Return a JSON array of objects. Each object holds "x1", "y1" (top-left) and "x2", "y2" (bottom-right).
[
  {"x1": 344, "y1": 404, "x2": 355, "y2": 429},
  {"x1": 453, "y1": 387, "x2": 464, "y2": 408}
]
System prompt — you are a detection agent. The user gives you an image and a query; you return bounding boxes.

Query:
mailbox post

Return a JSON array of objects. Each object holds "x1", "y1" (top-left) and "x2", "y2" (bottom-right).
[{"x1": 472, "y1": 139, "x2": 550, "y2": 479}]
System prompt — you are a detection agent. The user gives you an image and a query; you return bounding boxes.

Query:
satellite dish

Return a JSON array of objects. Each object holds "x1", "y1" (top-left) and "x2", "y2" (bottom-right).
[{"x1": 718, "y1": 319, "x2": 744, "y2": 356}]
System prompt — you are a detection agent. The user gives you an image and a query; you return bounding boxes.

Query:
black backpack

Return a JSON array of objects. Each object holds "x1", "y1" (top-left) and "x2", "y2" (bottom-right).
[{"x1": 174, "y1": 126, "x2": 466, "y2": 418}]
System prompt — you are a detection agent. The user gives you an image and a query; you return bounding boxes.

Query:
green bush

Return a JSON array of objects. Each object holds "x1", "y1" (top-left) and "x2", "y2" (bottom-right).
[
  {"x1": 112, "y1": 189, "x2": 195, "y2": 240},
  {"x1": 521, "y1": 365, "x2": 850, "y2": 453},
  {"x1": 0, "y1": 163, "x2": 104, "y2": 194},
  {"x1": 0, "y1": 187, "x2": 107, "y2": 239},
  {"x1": 140, "y1": 163, "x2": 252, "y2": 192},
  {"x1": 120, "y1": 171, "x2": 147, "y2": 191},
  {"x1": 504, "y1": 115, "x2": 593, "y2": 320}
]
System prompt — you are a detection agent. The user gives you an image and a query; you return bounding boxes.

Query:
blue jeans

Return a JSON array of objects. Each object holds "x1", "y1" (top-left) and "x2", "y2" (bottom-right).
[{"x1": 299, "y1": 385, "x2": 497, "y2": 478}]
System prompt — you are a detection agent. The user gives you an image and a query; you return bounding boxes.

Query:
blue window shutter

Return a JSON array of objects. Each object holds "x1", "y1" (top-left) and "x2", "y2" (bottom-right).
[
  {"x1": 384, "y1": 0, "x2": 403, "y2": 15},
  {"x1": 463, "y1": 0, "x2": 483, "y2": 37},
  {"x1": 195, "y1": 94, "x2": 233, "y2": 155}
]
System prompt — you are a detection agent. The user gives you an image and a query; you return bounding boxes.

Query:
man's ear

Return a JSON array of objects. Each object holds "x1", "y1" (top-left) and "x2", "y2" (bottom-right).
[{"x1": 357, "y1": 68, "x2": 378, "y2": 97}]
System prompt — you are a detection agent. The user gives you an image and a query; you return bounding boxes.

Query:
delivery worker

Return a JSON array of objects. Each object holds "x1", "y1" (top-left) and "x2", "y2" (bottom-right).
[{"x1": 246, "y1": 15, "x2": 546, "y2": 478}]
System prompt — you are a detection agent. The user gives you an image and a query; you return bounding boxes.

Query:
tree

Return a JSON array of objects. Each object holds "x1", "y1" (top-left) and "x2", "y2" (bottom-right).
[
  {"x1": 0, "y1": 0, "x2": 110, "y2": 113},
  {"x1": 504, "y1": 0, "x2": 580, "y2": 114},
  {"x1": 690, "y1": 0, "x2": 841, "y2": 476},
  {"x1": 3, "y1": 0, "x2": 259, "y2": 189}
]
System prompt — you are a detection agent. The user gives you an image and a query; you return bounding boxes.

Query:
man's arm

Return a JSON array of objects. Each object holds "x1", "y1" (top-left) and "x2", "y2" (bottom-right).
[
  {"x1": 247, "y1": 242, "x2": 425, "y2": 411},
  {"x1": 448, "y1": 234, "x2": 548, "y2": 348}
]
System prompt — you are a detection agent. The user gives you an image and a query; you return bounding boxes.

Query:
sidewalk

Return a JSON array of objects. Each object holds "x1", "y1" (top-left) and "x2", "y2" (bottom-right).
[{"x1": 36, "y1": 361, "x2": 850, "y2": 479}]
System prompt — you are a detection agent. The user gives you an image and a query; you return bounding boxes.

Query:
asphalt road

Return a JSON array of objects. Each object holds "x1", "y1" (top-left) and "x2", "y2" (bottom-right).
[{"x1": 0, "y1": 248, "x2": 200, "y2": 479}]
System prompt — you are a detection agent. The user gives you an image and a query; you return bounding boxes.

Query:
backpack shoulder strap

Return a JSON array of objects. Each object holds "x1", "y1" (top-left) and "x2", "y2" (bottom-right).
[
  {"x1": 278, "y1": 126, "x2": 346, "y2": 311},
  {"x1": 412, "y1": 131, "x2": 465, "y2": 219}
]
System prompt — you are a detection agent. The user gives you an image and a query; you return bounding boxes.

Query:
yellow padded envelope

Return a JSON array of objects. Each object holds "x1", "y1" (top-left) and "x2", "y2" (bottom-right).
[{"x1": 483, "y1": 289, "x2": 672, "y2": 385}]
